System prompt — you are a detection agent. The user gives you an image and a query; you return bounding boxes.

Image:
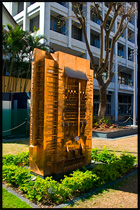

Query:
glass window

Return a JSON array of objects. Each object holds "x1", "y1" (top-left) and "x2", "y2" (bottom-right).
[
  {"x1": 105, "y1": 104, "x2": 111, "y2": 115},
  {"x1": 128, "y1": 48, "x2": 134, "y2": 61},
  {"x1": 90, "y1": 8, "x2": 100, "y2": 25},
  {"x1": 30, "y1": 15, "x2": 40, "y2": 32},
  {"x1": 118, "y1": 44, "x2": 124, "y2": 58},
  {"x1": 93, "y1": 103, "x2": 99, "y2": 115},
  {"x1": 18, "y1": 2, "x2": 24, "y2": 13},
  {"x1": 72, "y1": 25, "x2": 82, "y2": 41},
  {"x1": 57, "y1": 2, "x2": 67, "y2": 7},
  {"x1": 118, "y1": 95, "x2": 132, "y2": 114},
  {"x1": 107, "y1": 95, "x2": 111, "y2": 102},
  {"x1": 50, "y1": 16, "x2": 66, "y2": 35},
  {"x1": 30, "y1": 2, "x2": 35, "y2": 6},
  {"x1": 90, "y1": 33, "x2": 100, "y2": 48}
]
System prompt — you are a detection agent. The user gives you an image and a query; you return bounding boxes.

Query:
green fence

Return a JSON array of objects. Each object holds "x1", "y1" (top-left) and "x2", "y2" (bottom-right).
[{"x1": 2, "y1": 109, "x2": 30, "y2": 139}]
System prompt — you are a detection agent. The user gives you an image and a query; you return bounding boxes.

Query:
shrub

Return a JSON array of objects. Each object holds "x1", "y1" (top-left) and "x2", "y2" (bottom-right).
[
  {"x1": 92, "y1": 146, "x2": 118, "y2": 163},
  {"x1": 3, "y1": 164, "x2": 31, "y2": 186},
  {"x1": 91, "y1": 147, "x2": 99, "y2": 160},
  {"x1": 92, "y1": 152, "x2": 136, "y2": 184},
  {"x1": 119, "y1": 152, "x2": 136, "y2": 172},
  {"x1": 61, "y1": 170, "x2": 100, "y2": 195},
  {"x1": 92, "y1": 164, "x2": 121, "y2": 184},
  {"x1": 2, "y1": 148, "x2": 136, "y2": 205},
  {"x1": 3, "y1": 151, "x2": 29, "y2": 166}
]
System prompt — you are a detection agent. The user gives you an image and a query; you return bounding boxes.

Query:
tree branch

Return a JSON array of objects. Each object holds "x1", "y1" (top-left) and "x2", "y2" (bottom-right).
[{"x1": 72, "y1": 2, "x2": 96, "y2": 72}]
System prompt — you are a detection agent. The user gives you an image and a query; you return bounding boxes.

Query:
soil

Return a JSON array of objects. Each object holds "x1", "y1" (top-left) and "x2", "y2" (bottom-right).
[{"x1": 92, "y1": 126, "x2": 132, "y2": 132}]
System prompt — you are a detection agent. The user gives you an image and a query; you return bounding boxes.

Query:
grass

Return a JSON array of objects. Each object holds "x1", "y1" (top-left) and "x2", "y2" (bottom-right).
[
  {"x1": 93, "y1": 135, "x2": 138, "y2": 163},
  {"x1": 2, "y1": 139, "x2": 29, "y2": 155},
  {"x1": 2, "y1": 187, "x2": 32, "y2": 208}
]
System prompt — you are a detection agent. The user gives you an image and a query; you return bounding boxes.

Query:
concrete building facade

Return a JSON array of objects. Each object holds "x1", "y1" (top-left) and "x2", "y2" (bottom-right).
[{"x1": 3, "y1": 2, "x2": 138, "y2": 122}]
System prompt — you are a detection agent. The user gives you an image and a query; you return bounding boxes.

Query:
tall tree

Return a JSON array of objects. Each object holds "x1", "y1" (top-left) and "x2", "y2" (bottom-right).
[{"x1": 71, "y1": 2, "x2": 136, "y2": 118}]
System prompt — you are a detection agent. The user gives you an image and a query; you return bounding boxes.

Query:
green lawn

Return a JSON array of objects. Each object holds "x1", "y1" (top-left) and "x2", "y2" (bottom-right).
[{"x1": 2, "y1": 187, "x2": 32, "y2": 208}]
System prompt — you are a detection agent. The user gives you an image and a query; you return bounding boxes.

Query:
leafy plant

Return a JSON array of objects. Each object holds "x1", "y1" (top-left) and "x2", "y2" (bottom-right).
[
  {"x1": 92, "y1": 164, "x2": 121, "y2": 184},
  {"x1": 2, "y1": 148, "x2": 136, "y2": 205},
  {"x1": 91, "y1": 146, "x2": 118, "y2": 163},
  {"x1": 61, "y1": 170, "x2": 100, "y2": 195},
  {"x1": 3, "y1": 164, "x2": 31, "y2": 186},
  {"x1": 3, "y1": 151, "x2": 29, "y2": 166}
]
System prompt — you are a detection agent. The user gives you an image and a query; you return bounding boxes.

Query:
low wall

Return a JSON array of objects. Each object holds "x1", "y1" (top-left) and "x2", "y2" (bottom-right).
[{"x1": 92, "y1": 127, "x2": 138, "y2": 138}]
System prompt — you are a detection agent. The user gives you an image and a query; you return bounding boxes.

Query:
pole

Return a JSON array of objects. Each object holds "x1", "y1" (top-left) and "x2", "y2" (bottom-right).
[
  {"x1": 25, "y1": 118, "x2": 28, "y2": 139},
  {"x1": 133, "y1": 48, "x2": 136, "y2": 126}
]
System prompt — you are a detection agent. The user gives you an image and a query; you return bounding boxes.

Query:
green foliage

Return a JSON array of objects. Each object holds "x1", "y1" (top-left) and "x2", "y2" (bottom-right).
[
  {"x1": 91, "y1": 147, "x2": 99, "y2": 160},
  {"x1": 119, "y1": 152, "x2": 136, "y2": 172},
  {"x1": 3, "y1": 151, "x2": 29, "y2": 166},
  {"x1": 2, "y1": 24, "x2": 49, "y2": 80},
  {"x1": 92, "y1": 117, "x2": 117, "y2": 128},
  {"x1": 92, "y1": 146, "x2": 118, "y2": 164},
  {"x1": 61, "y1": 170, "x2": 100, "y2": 195},
  {"x1": 99, "y1": 117, "x2": 111, "y2": 126},
  {"x1": 2, "y1": 148, "x2": 136, "y2": 205},
  {"x1": 92, "y1": 164, "x2": 120, "y2": 184},
  {"x1": 2, "y1": 164, "x2": 31, "y2": 186},
  {"x1": 92, "y1": 152, "x2": 136, "y2": 185}
]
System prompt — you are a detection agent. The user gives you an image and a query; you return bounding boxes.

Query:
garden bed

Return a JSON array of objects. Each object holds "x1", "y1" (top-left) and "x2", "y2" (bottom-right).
[
  {"x1": 2, "y1": 149, "x2": 136, "y2": 208},
  {"x1": 92, "y1": 126, "x2": 138, "y2": 138}
]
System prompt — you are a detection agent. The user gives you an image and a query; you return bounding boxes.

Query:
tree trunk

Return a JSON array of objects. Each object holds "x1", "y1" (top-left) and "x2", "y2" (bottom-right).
[{"x1": 98, "y1": 85, "x2": 107, "y2": 118}]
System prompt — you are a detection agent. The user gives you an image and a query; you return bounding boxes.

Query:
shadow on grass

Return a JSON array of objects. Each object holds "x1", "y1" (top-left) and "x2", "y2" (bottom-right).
[{"x1": 98, "y1": 149, "x2": 137, "y2": 155}]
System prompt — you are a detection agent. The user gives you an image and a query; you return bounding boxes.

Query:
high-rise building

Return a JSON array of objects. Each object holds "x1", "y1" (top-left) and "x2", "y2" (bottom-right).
[{"x1": 3, "y1": 2, "x2": 138, "y2": 122}]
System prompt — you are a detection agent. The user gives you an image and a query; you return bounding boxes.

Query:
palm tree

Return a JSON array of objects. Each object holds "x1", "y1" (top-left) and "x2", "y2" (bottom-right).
[{"x1": 2, "y1": 24, "x2": 49, "y2": 92}]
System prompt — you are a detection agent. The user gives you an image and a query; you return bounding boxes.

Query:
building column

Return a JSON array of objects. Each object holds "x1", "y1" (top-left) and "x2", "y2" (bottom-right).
[
  {"x1": 68, "y1": 2, "x2": 72, "y2": 48},
  {"x1": 114, "y1": 19, "x2": 118, "y2": 122},
  {"x1": 44, "y1": 2, "x2": 50, "y2": 46},
  {"x1": 133, "y1": 3, "x2": 138, "y2": 124},
  {"x1": 84, "y1": 2, "x2": 90, "y2": 61},
  {"x1": 23, "y1": 2, "x2": 29, "y2": 31}
]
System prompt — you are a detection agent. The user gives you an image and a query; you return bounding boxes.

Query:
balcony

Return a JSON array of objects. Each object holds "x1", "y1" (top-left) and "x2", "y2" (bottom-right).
[
  {"x1": 118, "y1": 78, "x2": 133, "y2": 91},
  {"x1": 50, "y1": 30, "x2": 68, "y2": 46}
]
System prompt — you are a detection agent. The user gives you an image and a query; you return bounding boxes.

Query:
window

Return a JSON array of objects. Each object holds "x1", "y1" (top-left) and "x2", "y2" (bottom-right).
[
  {"x1": 93, "y1": 103, "x2": 99, "y2": 115},
  {"x1": 30, "y1": 2, "x2": 36, "y2": 5},
  {"x1": 72, "y1": 25, "x2": 82, "y2": 41},
  {"x1": 57, "y1": 2, "x2": 67, "y2": 7},
  {"x1": 128, "y1": 28, "x2": 134, "y2": 43},
  {"x1": 50, "y1": 16, "x2": 66, "y2": 35},
  {"x1": 18, "y1": 2, "x2": 24, "y2": 13},
  {"x1": 30, "y1": 15, "x2": 39, "y2": 32},
  {"x1": 93, "y1": 94, "x2": 111, "y2": 116},
  {"x1": 105, "y1": 104, "x2": 111, "y2": 115},
  {"x1": 118, "y1": 44, "x2": 124, "y2": 58},
  {"x1": 128, "y1": 48, "x2": 134, "y2": 61},
  {"x1": 118, "y1": 94, "x2": 132, "y2": 115},
  {"x1": 90, "y1": 7, "x2": 100, "y2": 25},
  {"x1": 90, "y1": 33, "x2": 100, "y2": 48},
  {"x1": 118, "y1": 72, "x2": 132, "y2": 86}
]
